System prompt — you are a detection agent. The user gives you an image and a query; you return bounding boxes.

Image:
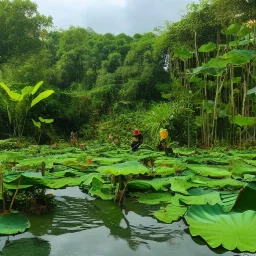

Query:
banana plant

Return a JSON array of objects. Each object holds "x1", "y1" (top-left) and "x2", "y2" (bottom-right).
[
  {"x1": 32, "y1": 117, "x2": 54, "y2": 145},
  {"x1": 0, "y1": 81, "x2": 54, "y2": 138}
]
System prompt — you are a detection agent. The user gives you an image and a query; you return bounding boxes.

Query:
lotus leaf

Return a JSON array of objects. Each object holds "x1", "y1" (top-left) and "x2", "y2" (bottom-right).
[
  {"x1": 131, "y1": 192, "x2": 173, "y2": 205},
  {"x1": 230, "y1": 159, "x2": 256, "y2": 175},
  {"x1": 0, "y1": 212, "x2": 30, "y2": 235},
  {"x1": 219, "y1": 190, "x2": 240, "y2": 212},
  {"x1": 199, "y1": 42, "x2": 216, "y2": 53},
  {"x1": 154, "y1": 204, "x2": 187, "y2": 223},
  {"x1": 97, "y1": 161, "x2": 149, "y2": 176},
  {"x1": 128, "y1": 177, "x2": 171, "y2": 191},
  {"x1": 171, "y1": 192, "x2": 222, "y2": 207},
  {"x1": 188, "y1": 164, "x2": 231, "y2": 178},
  {"x1": 169, "y1": 175, "x2": 202, "y2": 195},
  {"x1": 234, "y1": 186, "x2": 256, "y2": 211},
  {"x1": 221, "y1": 49, "x2": 256, "y2": 65},
  {"x1": 185, "y1": 204, "x2": 256, "y2": 252}
]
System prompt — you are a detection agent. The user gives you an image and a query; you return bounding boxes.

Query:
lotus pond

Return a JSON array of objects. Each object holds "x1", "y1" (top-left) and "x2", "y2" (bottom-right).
[{"x1": 0, "y1": 143, "x2": 256, "y2": 255}]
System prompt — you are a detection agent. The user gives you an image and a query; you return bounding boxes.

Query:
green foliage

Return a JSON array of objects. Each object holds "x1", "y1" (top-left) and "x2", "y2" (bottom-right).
[
  {"x1": 185, "y1": 204, "x2": 256, "y2": 252},
  {"x1": 0, "y1": 212, "x2": 30, "y2": 235}
]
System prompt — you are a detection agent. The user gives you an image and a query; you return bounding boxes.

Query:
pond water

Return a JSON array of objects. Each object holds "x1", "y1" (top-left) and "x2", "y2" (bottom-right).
[{"x1": 0, "y1": 187, "x2": 253, "y2": 256}]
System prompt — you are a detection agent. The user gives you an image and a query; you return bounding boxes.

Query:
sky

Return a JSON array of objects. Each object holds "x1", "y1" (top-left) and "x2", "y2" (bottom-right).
[{"x1": 34, "y1": 0, "x2": 195, "y2": 35}]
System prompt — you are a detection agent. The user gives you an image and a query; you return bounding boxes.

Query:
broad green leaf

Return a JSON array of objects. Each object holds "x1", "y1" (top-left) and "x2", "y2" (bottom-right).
[
  {"x1": 171, "y1": 192, "x2": 222, "y2": 207},
  {"x1": 128, "y1": 177, "x2": 171, "y2": 191},
  {"x1": 188, "y1": 164, "x2": 231, "y2": 178},
  {"x1": 198, "y1": 42, "x2": 216, "y2": 53},
  {"x1": 97, "y1": 161, "x2": 149, "y2": 176},
  {"x1": 221, "y1": 50, "x2": 256, "y2": 65},
  {"x1": 32, "y1": 119, "x2": 41, "y2": 129},
  {"x1": 154, "y1": 204, "x2": 187, "y2": 223},
  {"x1": 234, "y1": 186, "x2": 256, "y2": 211},
  {"x1": 0, "y1": 82, "x2": 22, "y2": 101},
  {"x1": 131, "y1": 192, "x2": 173, "y2": 205},
  {"x1": 206, "y1": 58, "x2": 229, "y2": 68},
  {"x1": 82, "y1": 173, "x2": 106, "y2": 186},
  {"x1": 229, "y1": 40, "x2": 250, "y2": 47},
  {"x1": 219, "y1": 190, "x2": 240, "y2": 212},
  {"x1": 31, "y1": 90, "x2": 54, "y2": 108},
  {"x1": 232, "y1": 115, "x2": 256, "y2": 126},
  {"x1": 223, "y1": 23, "x2": 241, "y2": 36},
  {"x1": 31, "y1": 81, "x2": 43, "y2": 95},
  {"x1": 237, "y1": 26, "x2": 253, "y2": 37},
  {"x1": 38, "y1": 117, "x2": 54, "y2": 123},
  {"x1": 232, "y1": 77, "x2": 241, "y2": 83},
  {"x1": 185, "y1": 204, "x2": 256, "y2": 252},
  {"x1": 0, "y1": 212, "x2": 30, "y2": 235},
  {"x1": 192, "y1": 66, "x2": 226, "y2": 76},
  {"x1": 21, "y1": 86, "x2": 33, "y2": 96}
]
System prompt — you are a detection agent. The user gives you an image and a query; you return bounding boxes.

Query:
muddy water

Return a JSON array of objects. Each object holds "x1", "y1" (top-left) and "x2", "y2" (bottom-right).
[{"x1": 0, "y1": 187, "x2": 252, "y2": 256}]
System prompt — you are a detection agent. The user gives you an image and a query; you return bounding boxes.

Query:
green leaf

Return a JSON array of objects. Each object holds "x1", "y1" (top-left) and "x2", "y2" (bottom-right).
[
  {"x1": 171, "y1": 192, "x2": 222, "y2": 207},
  {"x1": 38, "y1": 117, "x2": 54, "y2": 123},
  {"x1": 128, "y1": 177, "x2": 171, "y2": 191},
  {"x1": 0, "y1": 82, "x2": 22, "y2": 101},
  {"x1": 221, "y1": 50, "x2": 256, "y2": 65},
  {"x1": 21, "y1": 86, "x2": 33, "y2": 97},
  {"x1": 131, "y1": 192, "x2": 173, "y2": 205},
  {"x1": 31, "y1": 90, "x2": 54, "y2": 108},
  {"x1": 32, "y1": 119, "x2": 41, "y2": 129},
  {"x1": 233, "y1": 114, "x2": 256, "y2": 126},
  {"x1": 247, "y1": 86, "x2": 256, "y2": 95},
  {"x1": 31, "y1": 81, "x2": 43, "y2": 95},
  {"x1": 198, "y1": 42, "x2": 216, "y2": 53},
  {"x1": 185, "y1": 204, "x2": 256, "y2": 252},
  {"x1": 0, "y1": 212, "x2": 30, "y2": 235},
  {"x1": 188, "y1": 164, "x2": 231, "y2": 178},
  {"x1": 97, "y1": 161, "x2": 149, "y2": 176},
  {"x1": 154, "y1": 204, "x2": 187, "y2": 223},
  {"x1": 173, "y1": 47, "x2": 193, "y2": 60},
  {"x1": 192, "y1": 66, "x2": 226, "y2": 76},
  {"x1": 219, "y1": 191, "x2": 240, "y2": 212}
]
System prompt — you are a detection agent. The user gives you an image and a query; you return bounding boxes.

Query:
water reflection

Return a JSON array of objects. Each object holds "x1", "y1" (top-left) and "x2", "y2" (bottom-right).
[{"x1": 0, "y1": 187, "x2": 253, "y2": 256}]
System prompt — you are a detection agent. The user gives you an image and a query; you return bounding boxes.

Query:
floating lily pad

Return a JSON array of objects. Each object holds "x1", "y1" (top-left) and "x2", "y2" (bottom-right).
[
  {"x1": 97, "y1": 161, "x2": 149, "y2": 176},
  {"x1": 154, "y1": 204, "x2": 187, "y2": 223},
  {"x1": 131, "y1": 192, "x2": 173, "y2": 205},
  {"x1": 0, "y1": 212, "x2": 30, "y2": 235},
  {"x1": 188, "y1": 164, "x2": 231, "y2": 178},
  {"x1": 185, "y1": 204, "x2": 256, "y2": 252}
]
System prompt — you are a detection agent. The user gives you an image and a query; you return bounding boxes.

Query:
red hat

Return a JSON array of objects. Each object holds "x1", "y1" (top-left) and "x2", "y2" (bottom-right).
[{"x1": 133, "y1": 129, "x2": 140, "y2": 136}]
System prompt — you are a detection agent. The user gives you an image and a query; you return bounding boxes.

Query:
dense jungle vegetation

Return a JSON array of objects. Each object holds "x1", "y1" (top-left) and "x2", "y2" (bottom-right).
[{"x1": 0, "y1": 0, "x2": 256, "y2": 148}]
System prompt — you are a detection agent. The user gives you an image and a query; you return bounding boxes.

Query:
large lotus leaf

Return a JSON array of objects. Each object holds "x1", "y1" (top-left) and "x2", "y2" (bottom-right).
[
  {"x1": 40, "y1": 175, "x2": 88, "y2": 189},
  {"x1": 89, "y1": 184, "x2": 115, "y2": 200},
  {"x1": 192, "y1": 66, "x2": 226, "y2": 76},
  {"x1": 169, "y1": 175, "x2": 202, "y2": 195},
  {"x1": 219, "y1": 190, "x2": 240, "y2": 212},
  {"x1": 128, "y1": 177, "x2": 171, "y2": 191},
  {"x1": 230, "y1": 159, "x2": 256, "y2": 175},
  {"x1": 0, "y1": 212, "x2": 30, "y2": 235},
  {"x1": 233, "y1": 115, "x2": 256, "y2": 126},
  {"x1": 199, "y1": 42, "x2": 216, "y2": 53},
  {"x1": 206, "y1": 58, "x2": 229, "y2": 68},
  {"x1": 222, "y1": 23, "x2": 242, "y2": 35},
  {"x1": 1, "y1": 237, "x2": 50, "y2": 256},
  {"x1": 131, "y1": 192, "x2": 173, "y2": 205},
  {"x1": 192, "y1": 176, "x2": 245, "y2": 190},
  {"x1": 229, "y1": 39, "x2": 250, "y2": 47},
  {"x1": 188, "y1": 164, "x2": 231, "y2": 178},
  {"x1": 92, "y1": 157, "x2": 124, "y2": 165},
  {"x1": 171, "y1": 192, "x2": 222, "y2": 207},
  {"x1": 153, "y1": 166, "x2": 176, "y2": 176},
  {"x1": 221, "y1": 49, "x2": 256, "y2": 65},
  {"x1": 97, "y1": 161, "x2": 149, "y2": 176},
  {"x1": 31, "y1": 90, "x2": 54, "y2": 108},
  {"x1": 81, "y1": 173, "x2": 106, "y2": 186},
  {"x1": 154, "y1": 204, "x2": 187, "y2": 223},
  {"x1": 185, "y1": 204, "x2": 256, "y2": 252}
]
